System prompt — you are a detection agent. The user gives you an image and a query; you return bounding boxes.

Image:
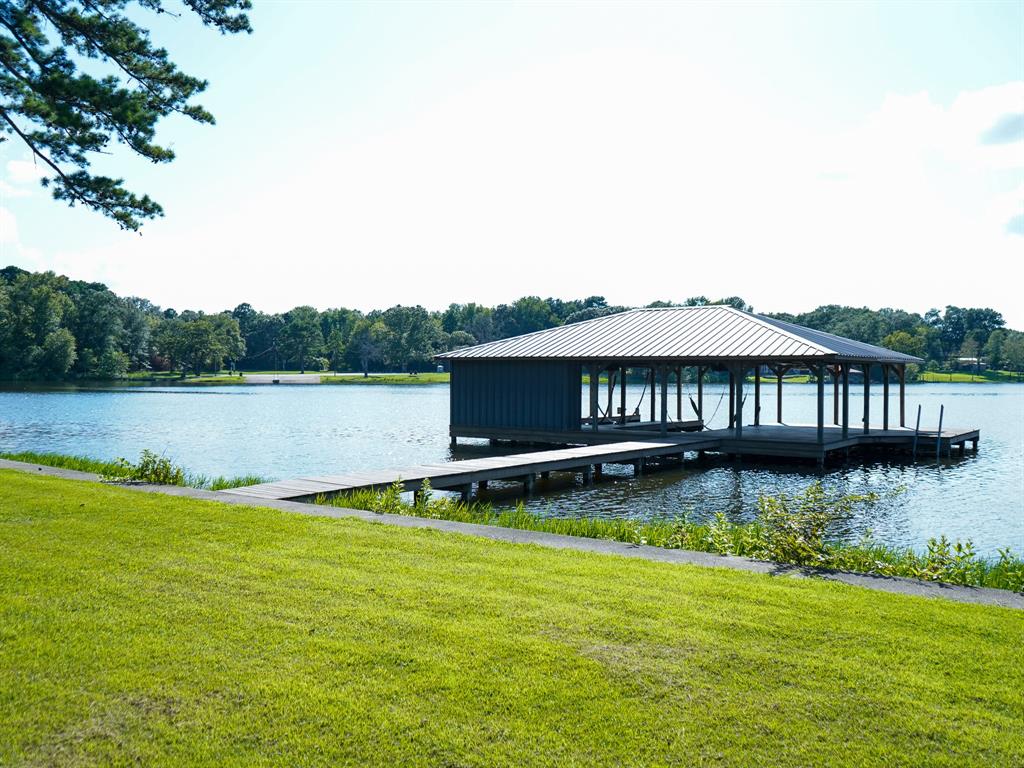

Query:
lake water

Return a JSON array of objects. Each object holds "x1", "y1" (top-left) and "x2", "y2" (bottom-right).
[{"x1": 1, "y1": 382, "x2": 1021, "y2": 555}]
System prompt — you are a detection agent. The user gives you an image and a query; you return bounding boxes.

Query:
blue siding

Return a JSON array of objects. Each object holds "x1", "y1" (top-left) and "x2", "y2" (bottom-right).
[{"x1": 451, "y1": 360, "x2": 581, "y2": 431}]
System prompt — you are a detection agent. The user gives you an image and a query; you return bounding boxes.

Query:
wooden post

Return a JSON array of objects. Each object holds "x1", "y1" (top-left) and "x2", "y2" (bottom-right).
[
  {"x1": 842, "y1": 363, "x2": 850, "y2": 439},
  {"x1": 832, "y1": 366, "x2": 840, "y2": 425},
  {"x1": 816, "y1": 364, "x2": 825, "y2": 443},
  {"x1": 728, "y1": 369, "x2": 735, "y2": 428},
  {"x1": 620, "y1": 366, "x2": 627, "y2": 425},
  {"x1": 734, "y1": 365, "x2": 744, "y2": 437},
  {"x1": 862, "y1": 363, "x2": 871, "y2": 434},
  {"x1": 696, "y1": 366, "x2": 704, "y2": 423},
  {"x1": 898, "y1": 364, "x2": 906, "y2": 427},
  {"x1": 589, "y1": 363, "x2": 599, "y2": 432},
  {"x1": 676, "y1": 366, "x2": 682, "y2": 421},
  {"x1": 882, "y1": 363, "x2": 890, "y2": 430},
  {"x1": 524, "y1": 473, "x2": 536, "y2": 493},
  {"x1": 660, "y1": 366, "x2": 669, "y2": 435},
  {"x1": 775, "y1": 365, "x2": 788, "y2": 423},
  {"x1": 754, "y1": 364, "x2": 761, "y2": 426},
  {"x1": 649, "y1": 367, "x2": 656, "y2": 423}
]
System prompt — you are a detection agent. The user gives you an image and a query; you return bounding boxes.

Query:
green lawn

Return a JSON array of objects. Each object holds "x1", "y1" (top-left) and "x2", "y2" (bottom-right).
[
  {"x1": 918, "y1": 370, "x2": 1022, "y2": 383},
  {"x1": 321, "y1": 372, "x2": 450, "y2": 384},
  {"x1": 1, "y1": 472, "x2": 1020, "y2": 767}
]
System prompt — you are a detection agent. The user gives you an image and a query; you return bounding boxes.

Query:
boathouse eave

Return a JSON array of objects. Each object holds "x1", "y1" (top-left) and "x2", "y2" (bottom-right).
[
  {"x1": 432, "y1": 356, "x2": 921, "y2": 368},
  {"x1": 434, "y1": 306, "x2": 922, "y2": 366}
]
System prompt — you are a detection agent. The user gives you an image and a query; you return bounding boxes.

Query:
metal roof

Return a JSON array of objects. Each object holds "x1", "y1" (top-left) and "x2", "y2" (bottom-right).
[{"x1": 437, "y1": 306, "x2": 922, "y2": 364}]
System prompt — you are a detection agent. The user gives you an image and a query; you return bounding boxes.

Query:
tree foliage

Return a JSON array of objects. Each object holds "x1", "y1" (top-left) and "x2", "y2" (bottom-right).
[{"x1": 0, "y1": 0, "x2": 251, "y2": 229}]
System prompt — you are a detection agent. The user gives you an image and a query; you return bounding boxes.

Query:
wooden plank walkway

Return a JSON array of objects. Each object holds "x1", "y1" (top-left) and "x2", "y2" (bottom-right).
[
  {"x1": 223, "y1": 423, "x2": 979, "y2": 503},
  {"x1": 222, "y1": 438, "x2": 719, "y2": 502}
]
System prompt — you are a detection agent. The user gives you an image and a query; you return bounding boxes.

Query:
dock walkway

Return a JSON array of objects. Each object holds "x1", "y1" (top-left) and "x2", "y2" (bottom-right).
[
  {"x1": 222, "y1": 422, "x2": 978, "y2": 504},
  {"x1": 222, "y1": 438, "x2": 718, "y2": 502}
]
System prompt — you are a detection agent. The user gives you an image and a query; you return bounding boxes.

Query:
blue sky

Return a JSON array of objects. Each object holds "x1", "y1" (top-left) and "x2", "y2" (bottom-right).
[{"x1": 1, "y1": 1, "x2": 1022, "y2": 325}]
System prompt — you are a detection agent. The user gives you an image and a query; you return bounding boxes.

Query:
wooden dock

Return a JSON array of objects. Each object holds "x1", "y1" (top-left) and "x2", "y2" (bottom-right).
[
  {"x1": 222, "y1": 422, "x2": 978, "y2": 504},
  {"x1": 221, "y1": 438, "x2": 718, "y2": 502}
]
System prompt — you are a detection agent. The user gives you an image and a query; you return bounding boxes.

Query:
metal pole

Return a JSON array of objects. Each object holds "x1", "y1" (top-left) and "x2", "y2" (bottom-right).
[{"x1": 936, "y1": 404, "x2": 944, "y2": 460}]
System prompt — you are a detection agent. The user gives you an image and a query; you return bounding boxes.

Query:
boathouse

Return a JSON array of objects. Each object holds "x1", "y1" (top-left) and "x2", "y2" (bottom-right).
[{"x1": 437, "y1": 305, "x2": 943, "y2": 457}]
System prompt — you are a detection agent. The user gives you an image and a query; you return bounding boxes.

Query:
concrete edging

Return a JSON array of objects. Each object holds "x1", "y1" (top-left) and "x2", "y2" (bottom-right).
[{"x1": 2, "y1": 458, "x2": 1020, "y2": 610}]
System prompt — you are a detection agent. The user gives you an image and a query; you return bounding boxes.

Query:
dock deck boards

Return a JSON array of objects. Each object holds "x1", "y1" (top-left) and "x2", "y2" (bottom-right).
[{"x1": 223, "y1": 423, "x2": 979, "y2": 503}]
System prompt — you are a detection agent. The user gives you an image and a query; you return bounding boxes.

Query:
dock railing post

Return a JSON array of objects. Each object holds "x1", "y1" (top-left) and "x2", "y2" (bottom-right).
[
  {"x1": 882, "y1": 363, "x2": 890, "y2": 430},
  {"x1": 899, "y1": 364, "x2": 906, "y2": 427},
  {"x1": 589, "y1": 363, "x2": 599, "y2": 433},
  {"x1": 833, "y1": 366, "x2": 840, "y2": 425},
  {"x1": 936, "y1": 405, "x2": 944, "y2": 461},
  {"x1": 911, "y1": 404, "x2": 921, "y2": 459},
  {"x1": 676, "y1": 366, "x2": 682, "y2": 421}
]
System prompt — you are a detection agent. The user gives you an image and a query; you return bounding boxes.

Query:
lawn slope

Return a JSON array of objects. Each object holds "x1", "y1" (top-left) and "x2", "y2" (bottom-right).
[{"x1": 0, "y1": 471, "x2": 1020, "y2": 767}]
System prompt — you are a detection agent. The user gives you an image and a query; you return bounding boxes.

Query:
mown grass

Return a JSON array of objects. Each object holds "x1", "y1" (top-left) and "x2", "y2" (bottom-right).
[
  {"x1": 1, "y1": 470, "x2": 1021, "y2": 767},
  {"x1": 324, "y1": 482, "x2": 1024, "y2": 593},
  {"x1": 0, "y1": 451, "x2": 268, "y2": 491},
  {"x1": 918, "y1": 370, "x2": 1022, "y2": 383},
  {"x1": 320, "y1": 372, "x2": 450, "y2": 384}
]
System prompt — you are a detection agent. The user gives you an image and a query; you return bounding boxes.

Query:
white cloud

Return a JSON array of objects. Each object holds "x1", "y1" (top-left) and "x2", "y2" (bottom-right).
[
  {"x1": 6, "y1": 158, "x2": 46, "y2": 185},
  {"x1": 11, "y1": 59, "x2": 1024, "y2": 326}
]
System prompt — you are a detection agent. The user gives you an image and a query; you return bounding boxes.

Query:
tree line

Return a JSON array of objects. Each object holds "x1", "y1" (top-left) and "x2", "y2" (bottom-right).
[{"x1": 1, "y1": 266, "x2": 1022, "y2": 379}]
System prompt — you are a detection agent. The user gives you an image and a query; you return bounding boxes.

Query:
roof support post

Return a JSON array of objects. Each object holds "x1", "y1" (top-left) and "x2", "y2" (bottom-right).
[
  {"x1": 734, "y1": 364, "x2": 744, "y2": 438},
  {"x1": 589, "y1": 363, "x2": 599, "y2": 433},
  {"x1": 728, "y1": 369, "x2": 736, "y2": 428},
  {"x1": 882, "y1": 363, "x2": 890, "y2": 430},
  {"x1": 862, "y1": 362, "x2": 872, "y2": 434},
  {"x1": 898, "y1": 364, "x2": 906, "y2": 428},
  {"x1": 676, "y1": 366, "x2": 682, "y2": 421},
  {"x1": 775, "y1": 365, "x2": 788, "y2": 423},
  {"x1": 649, "y1": 367, "x2": 656, "y2": 423},
  {"x1": 696, "y1": 366, "x2": 704, "y2": 424},
  {"x1": 816, "y1": 364, "x2": 825, "y2": 443},
  {"x1": 619, "y1": 366, "x2": 627, "y2": 426},
  {"x1": 842, "y1": 363, "x2": 850, "y2": 439},
  {"x1": 754, "y1": 363, "x2": 761, "y2": 426},
  {"x1": 660, "y1": 365, "x2": 669, "y2": 435},
  {"x1": 832, "y1": 366, "x2": 840, "y2": 425}
]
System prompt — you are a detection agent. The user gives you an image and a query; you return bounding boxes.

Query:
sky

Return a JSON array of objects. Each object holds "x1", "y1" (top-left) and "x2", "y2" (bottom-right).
[{"x1": 1, "y1": 1, "x2": 1022, "y2": 326}]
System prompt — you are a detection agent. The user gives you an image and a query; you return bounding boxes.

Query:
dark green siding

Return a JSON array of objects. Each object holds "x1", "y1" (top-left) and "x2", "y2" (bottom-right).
[{"x1": 451, "y1": 360, "x2": 581, "y2": 432}]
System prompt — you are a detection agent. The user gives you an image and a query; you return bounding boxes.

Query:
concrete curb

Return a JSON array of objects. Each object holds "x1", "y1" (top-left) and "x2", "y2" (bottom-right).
[{"x1": 2, "y1": 458, "x2": 1021, "y2": 610}]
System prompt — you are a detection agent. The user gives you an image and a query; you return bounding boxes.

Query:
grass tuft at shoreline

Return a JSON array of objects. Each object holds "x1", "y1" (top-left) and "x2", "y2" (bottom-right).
[
  {"x1": 320, "y1": 372, "x2": 450, "y2": 384},
  {"x1": 322, "y1": 481, "x2": 1024, "y2": 593},
  {"x1": 0, "y1": 450, "x2": 269, "y2": 491}
]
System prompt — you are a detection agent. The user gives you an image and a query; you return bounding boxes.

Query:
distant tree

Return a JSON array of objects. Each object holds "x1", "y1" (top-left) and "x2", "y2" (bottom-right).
[
  {"x1": 380, "y1": 305, "x2": 441, "y2": 372},
  {"x1": 278, "y1": 306, "x2": 323, "y2": 373},
  {"x1": 1002, "y1": 333, "x2": 1024, "y2": 375},
  {"x1": 0, "y1": 0, "x2": 252, "y2": 229},
  {"x1": 325, "y1": 329, "x2": 346, "y2": 372},
  {"x1": 348, "y1": 318, "x2": 390, "y2": 376},
  {"x1": 881, "y1": 330, "x2": 925, "y2": 359},
  {"x1": 494, "y1": 296, "x2": 559, "y2": 337},
  {"x1": 35, "y1": 327, "x2": 76, "y2": 377},
  {"x1": 983, "y1": 329, "x2": 1008, "y2": 370},
  {"x1": 447, "y1": 330, "x2": 476, "y2": 350}
]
